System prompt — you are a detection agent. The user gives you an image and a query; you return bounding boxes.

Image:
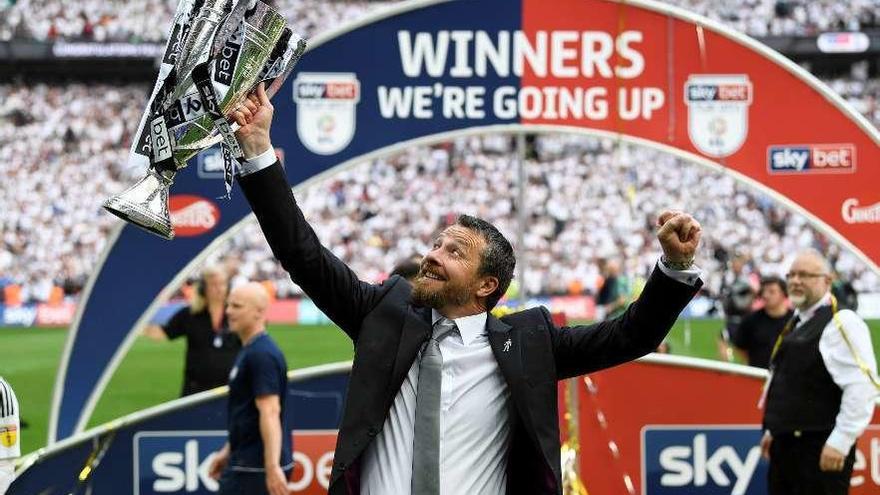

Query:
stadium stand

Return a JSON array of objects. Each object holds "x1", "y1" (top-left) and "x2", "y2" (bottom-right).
[{"x1": 0, "y1": 0, "x2": 878, "y2": 305}]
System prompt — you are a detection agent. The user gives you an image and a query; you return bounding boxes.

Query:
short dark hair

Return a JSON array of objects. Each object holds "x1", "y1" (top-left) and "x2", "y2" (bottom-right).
[
  {"x1": 760, "y1": 275, "x2": 787, "y2": 297},
  {"x1": 455, "y1": 214, "x2": 516, "y2": 310}
]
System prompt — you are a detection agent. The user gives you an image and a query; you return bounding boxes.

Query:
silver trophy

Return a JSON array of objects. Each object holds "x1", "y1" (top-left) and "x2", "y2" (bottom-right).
[{"x1": 104, "y1": 0, "x2": 306, "y2": 239}]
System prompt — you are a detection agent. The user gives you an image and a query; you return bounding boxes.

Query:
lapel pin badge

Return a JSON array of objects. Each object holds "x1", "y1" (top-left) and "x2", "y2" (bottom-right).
[{"x1": 503, "y1": 338, "x2": 512, "y2": 352}]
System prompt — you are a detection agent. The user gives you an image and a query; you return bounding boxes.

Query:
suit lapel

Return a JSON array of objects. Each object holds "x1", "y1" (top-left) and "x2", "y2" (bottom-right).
[
  {"x1": 390, "y1": 305, "x2": 432, "y2": 384},
  {"x1": 486, "y1": 314, "x2": 522, "y2": 388}
]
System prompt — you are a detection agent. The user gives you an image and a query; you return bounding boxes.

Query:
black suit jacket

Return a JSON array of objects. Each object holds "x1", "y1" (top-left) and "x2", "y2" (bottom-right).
[{"x1": 239, "y1": 162, "x2": 701, "y2": 494}]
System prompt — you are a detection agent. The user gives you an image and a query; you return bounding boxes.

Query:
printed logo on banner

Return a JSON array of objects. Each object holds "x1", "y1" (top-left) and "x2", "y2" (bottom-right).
[
  {"x1": 197, "y1": 147, "x2": 226, "y2": 179},
  {"x1": 169, "y1": 195, "x2": 221, "y2": 237},
  {"x1": 2, "y1": 305, "x2": 37, "y2": 326},
  {"x1": 685, "y1": 75, "x2": 753, "y2": 158},
  {"x1": 842, "y1": 198, "x2": 880, "y2": 224},
  {"x1": 288, "y1": 430, "x2": 337, "y2": 493},
  {"x1": 642, "y1": 426, "x2": 766, "y2": 495},
  {"x1": 36, "y1": 303, "x2": 76, "y2": 326},
  {"x1": 133, "y1": 431, "x2": 226, "y2": 494},
  {"x1": 767, "y1": 144, "x2": 856, "y2": 174},
  {"x1": 134, "y1": 430, "x2": 337, "y2": 495},
  {"x1": 293, "y1": 72, "x2": 361, "y2": 155}
]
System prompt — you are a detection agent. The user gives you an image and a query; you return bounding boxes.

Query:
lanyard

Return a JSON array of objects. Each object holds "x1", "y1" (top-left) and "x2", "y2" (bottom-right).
[{"x1": 769, "y1": 295, "x2": 879, "y2": 390}]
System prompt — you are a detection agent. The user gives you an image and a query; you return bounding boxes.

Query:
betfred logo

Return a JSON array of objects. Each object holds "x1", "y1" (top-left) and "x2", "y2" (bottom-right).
[
  {"x1": 767, "y1": 144, "x2": 856, "y2": 174},
  {"x1": 642, "y1": 426, "x2": 767, "y2": 495},
  {"x1": 169, "y1": 195, "x2": 220, "y2": 237}
]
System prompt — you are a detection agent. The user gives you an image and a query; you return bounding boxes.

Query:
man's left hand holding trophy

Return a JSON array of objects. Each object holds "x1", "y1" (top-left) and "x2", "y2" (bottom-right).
[{"x1": 104, "y1": 0, "x2": 306, "y2": 240}]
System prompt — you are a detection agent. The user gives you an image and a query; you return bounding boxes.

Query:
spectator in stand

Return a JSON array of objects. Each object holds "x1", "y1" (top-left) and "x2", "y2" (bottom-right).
[
  {"x1": 596, "y1": 259, "x2": 630, "y2": 320},
  {"x1": 718, "y1": 253, "x2": 757, "y2": 361},
  {"x1": 732, "y1": 276, "x2": 794, "y2": 368}
]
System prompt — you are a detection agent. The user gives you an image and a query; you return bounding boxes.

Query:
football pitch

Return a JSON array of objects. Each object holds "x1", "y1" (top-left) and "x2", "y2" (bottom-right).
[{"x1": 3, "y1": 318, "x2": 879, "y2": 456}]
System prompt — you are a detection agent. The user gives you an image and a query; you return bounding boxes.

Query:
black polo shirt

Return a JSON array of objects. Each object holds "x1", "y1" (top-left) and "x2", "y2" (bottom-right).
[
  {"x1": 732, "y1": 307, "x2": 794, "y2": 369},
  {"x1": 227, "y1": 332, "x2": 292, "y2": 471},
  {"x1": 162, "y1": 306, "x2": 242, "y2": 396}
]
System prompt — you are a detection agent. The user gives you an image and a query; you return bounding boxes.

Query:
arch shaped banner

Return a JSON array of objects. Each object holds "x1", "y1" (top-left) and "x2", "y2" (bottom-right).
[{"x1": 50, "y1": 0, "x2": 879, "y2": 443}]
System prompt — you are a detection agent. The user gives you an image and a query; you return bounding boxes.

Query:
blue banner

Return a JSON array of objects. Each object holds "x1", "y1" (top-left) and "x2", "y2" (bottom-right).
[
  {"x1": 16, "y1": 366, "x2": 349, "y2": 494},
  {"x1": 642, "y1": 427, "x2": 768, "y2": 495}
]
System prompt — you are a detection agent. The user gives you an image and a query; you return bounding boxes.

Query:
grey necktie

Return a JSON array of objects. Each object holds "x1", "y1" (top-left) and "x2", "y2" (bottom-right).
[{"x1": 411, "y1": 317, "x2": 457, "y2": 495}]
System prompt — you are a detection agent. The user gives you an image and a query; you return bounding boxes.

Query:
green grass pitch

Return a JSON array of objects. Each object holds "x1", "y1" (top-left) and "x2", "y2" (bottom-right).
[{"x1": 2, "y1": 318, "x2": 878, "y2": 455}]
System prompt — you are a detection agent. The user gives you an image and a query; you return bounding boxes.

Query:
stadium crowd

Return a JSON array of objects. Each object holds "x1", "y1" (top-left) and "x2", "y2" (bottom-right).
[
  {"x1": 0, "y1": 0, "x2": 393, "y2": 42},
  {"x1": 210, "y1": 134, "x2": 879, "y2": 303},
  {"x1": 1, "y1": 0, "x2": 878, "y2": 42},
  {"x1": 0, "y1": 0, "x2": 878, "y2": 307},
  {"x1": 0, "y1": 79, "x2": 878, "y2": 305}
]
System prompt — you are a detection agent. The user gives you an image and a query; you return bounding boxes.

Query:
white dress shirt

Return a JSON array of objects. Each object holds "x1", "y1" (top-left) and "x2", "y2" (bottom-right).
[
  {"x1": 361, "y1": 310, "x2": 512, "y2": 495},
  {"x1": 792, "y1": 293, "x2": 879, "y2": 453},
  {"x1": 238, "y1": 146, "x2": 278, "y2": 176}
]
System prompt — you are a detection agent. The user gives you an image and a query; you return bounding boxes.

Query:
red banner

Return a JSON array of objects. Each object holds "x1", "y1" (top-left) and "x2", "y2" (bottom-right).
[
  {"x1": 521, "y1": 0, "x2": 879, "y2": 272},
  {"x1": 571, "y1": 357, "x2": 880, "y2": 494},
  {"x1": 289, "y1": 431, "x2": 336, "y2": 494}
]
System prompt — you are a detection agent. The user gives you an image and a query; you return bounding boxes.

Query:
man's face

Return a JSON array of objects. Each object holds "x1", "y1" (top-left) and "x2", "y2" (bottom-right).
[
  {"x1": 204, "y1": 272, "x2": 228, "y2": 304},
  {"x1": 786, "y1": 255, "x2": 831, "y2": 309},
  {"x1": 412, "y1": 225, "x2": 486, "y2": 310},
  {"x1": 760, "y1": 283, "x2": 786, "y2": 310},
  {"x1": 225, "y1": 288, "x2": 260, "y2": 334}
]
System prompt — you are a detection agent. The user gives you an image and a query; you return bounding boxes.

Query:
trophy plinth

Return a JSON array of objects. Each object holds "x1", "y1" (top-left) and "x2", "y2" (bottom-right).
[{"x1": 103, "y1": 170, "x2": 175, "y2": 240}]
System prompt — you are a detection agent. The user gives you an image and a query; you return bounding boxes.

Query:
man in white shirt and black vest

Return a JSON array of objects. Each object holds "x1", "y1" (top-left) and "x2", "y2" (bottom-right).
[{"x1": 760, "y1": 249, "x2": 879, "y2": 494}]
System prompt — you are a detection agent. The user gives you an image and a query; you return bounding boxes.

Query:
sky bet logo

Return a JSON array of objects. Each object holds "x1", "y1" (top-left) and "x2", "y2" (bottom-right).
[
  {"x1": 767, "y1": 144, "x2": 856, "y2": 174},
  {"x1": 133, "y1": 431, "x2": 226, "y2": 495},
  {"x1": 642, "y1": 426, "x2": 768, "y2": 495}
]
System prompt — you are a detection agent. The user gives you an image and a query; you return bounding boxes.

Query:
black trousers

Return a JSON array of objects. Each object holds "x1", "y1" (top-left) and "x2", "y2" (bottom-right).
[
  {"x1": 217, "y1": 468, "x2": 293, "y2": 495},
  {"x1": 768, "y1": 431, "x2": 856, "y2": 495}
]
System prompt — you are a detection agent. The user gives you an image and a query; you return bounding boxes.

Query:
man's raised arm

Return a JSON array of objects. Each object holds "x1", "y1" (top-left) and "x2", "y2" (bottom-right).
[{"x1": 233, "y1": 83, "x2": 383, "y2": 339}]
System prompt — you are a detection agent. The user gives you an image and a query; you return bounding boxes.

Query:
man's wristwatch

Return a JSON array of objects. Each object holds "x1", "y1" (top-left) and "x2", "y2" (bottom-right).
[{"x1": 661, "y1": 255, "x2": 695, "y2": 271}]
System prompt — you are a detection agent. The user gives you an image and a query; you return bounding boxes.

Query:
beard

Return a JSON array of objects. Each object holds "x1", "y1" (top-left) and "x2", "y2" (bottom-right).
[
  {"x1": 411, "y1": 273, "x2": 472, "y2": 310},
  {"x1": 789, "y1": 293, "x2": 807, "y2": 308}
]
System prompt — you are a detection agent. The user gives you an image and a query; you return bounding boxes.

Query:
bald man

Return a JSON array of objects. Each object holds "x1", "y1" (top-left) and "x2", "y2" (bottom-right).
[
  {"x1": 760, "y1": 250, "x2": 878, "y2": 495},
  {"x1": 209, "y1": 283, "x2": 292, "y2": 495}
]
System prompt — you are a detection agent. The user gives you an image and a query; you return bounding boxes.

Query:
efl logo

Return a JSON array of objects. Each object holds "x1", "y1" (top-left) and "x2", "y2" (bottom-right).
[
  {"x1": 642, "y1": 426, "x2": 767, "y2": 495},
  {"x1": 169, "y1": 195, "x2": 220, "y2": 237},
  {"x1": 684, "y1": 74, "x2": 753, "y2": 158},
  {"x1": 293, "y1": 72, "x2": 360, "y2": 155},
  {"x1": 767, "y1": 144, "x2": 856, "y2": 174}
]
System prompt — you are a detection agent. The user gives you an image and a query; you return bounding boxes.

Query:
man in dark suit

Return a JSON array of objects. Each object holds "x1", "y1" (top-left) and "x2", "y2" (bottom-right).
[{"x1": 231, "y1": 84, "x2": 703, "y2": 495}]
